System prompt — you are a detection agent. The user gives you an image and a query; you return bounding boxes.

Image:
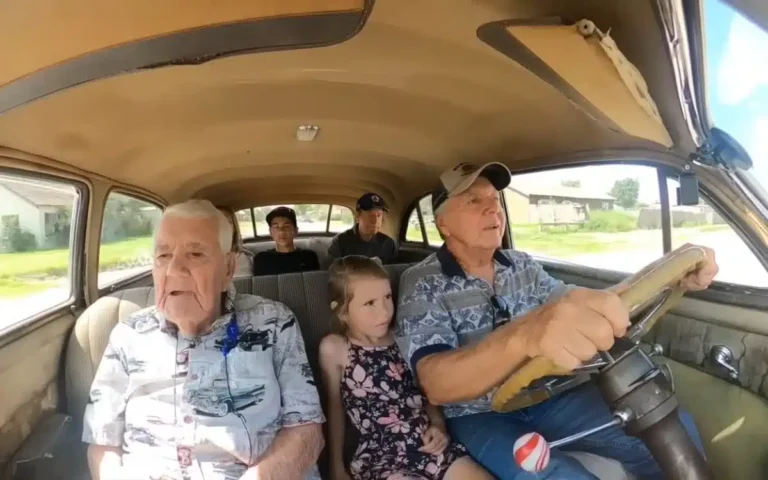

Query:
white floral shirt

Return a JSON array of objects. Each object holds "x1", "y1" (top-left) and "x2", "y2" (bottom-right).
[{"x1": 83, "y1": 286, "x2": 324, "y2": 480}]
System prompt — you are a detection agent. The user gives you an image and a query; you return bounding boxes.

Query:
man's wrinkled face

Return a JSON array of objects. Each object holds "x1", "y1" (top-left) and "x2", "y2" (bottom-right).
[
  {"x1": 357, "y1": 209, "x2": 384, "y2": 237},
  {"x1": 437, "y1": 176, "x2": 506, "y2": 249},
  {"x1": 153, "y1": 215, "x2": 234, "y2": 327},
  {"x1": 269, "y1": 217, "x2": 297, "y2": 248}
]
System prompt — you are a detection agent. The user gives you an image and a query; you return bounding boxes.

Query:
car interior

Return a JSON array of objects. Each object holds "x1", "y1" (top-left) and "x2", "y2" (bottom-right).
[{"x1": 1, "y1": 0, "x2": 768, "y2": 479}]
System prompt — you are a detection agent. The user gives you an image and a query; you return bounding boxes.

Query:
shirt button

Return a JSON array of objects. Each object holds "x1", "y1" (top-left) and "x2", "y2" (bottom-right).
[{"x1": 183, "y1": 415, "x2": 193, "y2": 424}]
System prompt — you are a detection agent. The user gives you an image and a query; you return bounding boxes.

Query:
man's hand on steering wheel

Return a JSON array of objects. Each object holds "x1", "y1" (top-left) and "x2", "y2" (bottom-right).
[
  {"x1": 678, "y1": 244, "x2": 718, "y2": 291},
  {"x1": 513, "y1": 288, "x2": 630, "y2": 372}
]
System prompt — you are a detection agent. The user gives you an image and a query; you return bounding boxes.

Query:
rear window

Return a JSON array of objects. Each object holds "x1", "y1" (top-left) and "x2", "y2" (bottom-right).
[{"x1": 237, "y1": 204, "x2": 354, "y2": 237}]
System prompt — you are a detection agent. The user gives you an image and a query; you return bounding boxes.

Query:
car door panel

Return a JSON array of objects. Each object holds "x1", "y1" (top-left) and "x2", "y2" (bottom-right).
[
  {"x1": 544, "y1": 261, "x2": 768, "y2": 479},
  {"x1": 0, "y1": 310, "x2": 76, "y2": 472}
]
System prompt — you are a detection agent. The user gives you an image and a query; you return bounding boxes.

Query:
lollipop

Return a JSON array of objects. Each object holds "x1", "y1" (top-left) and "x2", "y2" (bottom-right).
[{"x1": 513, "y1": 432, "x2": 550, "y2": 473}]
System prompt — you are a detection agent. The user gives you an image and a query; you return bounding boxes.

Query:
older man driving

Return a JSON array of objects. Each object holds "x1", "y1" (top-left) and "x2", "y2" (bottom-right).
[
  {"x1": 396, "y1": 163, "x2": 717, "y2": 479},
  {"x1": 83, "y1": 200, "x2": 324, "y2": 480}
]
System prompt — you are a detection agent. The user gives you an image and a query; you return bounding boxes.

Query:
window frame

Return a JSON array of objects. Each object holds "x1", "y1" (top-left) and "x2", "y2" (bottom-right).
[
  {"x1": 400, "y1": 195, "x2": 428, "y2": 247},
  {"x1": 97, "y1": 187, "x2": 165, "y2": 294},
  {"x1": 243, "y1": 204, "x2": 355, "y2": 240},
  {"x1": 0, "y1": 167, "x2": 89, "y2": 342}
]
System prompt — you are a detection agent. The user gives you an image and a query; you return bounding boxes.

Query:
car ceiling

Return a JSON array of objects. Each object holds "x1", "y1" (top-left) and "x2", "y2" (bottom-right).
[{"x1": 0, "y1": 0, "x2": 697, "y2": 214}]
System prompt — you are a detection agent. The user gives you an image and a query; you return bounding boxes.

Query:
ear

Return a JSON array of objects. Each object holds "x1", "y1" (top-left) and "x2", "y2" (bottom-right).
[
  {"x1": 222, "y1": 252, "x2": 236, "y2": 290},
  {"x1": 330, "y1": 300, "x2": 339, "y2": 312},
  {"x1": 435, "y1": 213, "x2": 450, "y2": 239}
]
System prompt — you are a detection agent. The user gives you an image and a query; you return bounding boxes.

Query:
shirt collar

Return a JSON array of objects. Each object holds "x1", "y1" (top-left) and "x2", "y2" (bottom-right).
[
  {"x1": 436, "y1": 244, "x2": 512, "y2": 279},
  {"x1": 157, "y1": 283, "x2": 238, "y2": 337}
]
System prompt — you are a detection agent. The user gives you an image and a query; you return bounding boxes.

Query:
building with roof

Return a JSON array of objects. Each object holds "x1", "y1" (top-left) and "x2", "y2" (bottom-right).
[
  {"x1": 0, "y1": 176, "x2": 75, "y2": 251},
  {"x1": 505, "y1": 181, "x2": 615, "y2": 224}
]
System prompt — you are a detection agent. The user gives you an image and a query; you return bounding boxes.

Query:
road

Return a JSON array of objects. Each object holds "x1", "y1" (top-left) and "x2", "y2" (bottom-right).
[
  {"x1": 527, "y1": 230, "x2": 768, "y2": 287},
  {"x1": 1, "y1": 267, "x2": 150, "y2": 328}
]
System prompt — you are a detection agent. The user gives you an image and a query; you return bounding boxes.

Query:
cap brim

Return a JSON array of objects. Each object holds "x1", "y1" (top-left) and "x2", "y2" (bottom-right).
[
  {"x1": 358, "y1": 204, "x2": 389, "y2": 212},
  {"x1": 449, "y1": 162, "x2": 511, "y2": 197}
]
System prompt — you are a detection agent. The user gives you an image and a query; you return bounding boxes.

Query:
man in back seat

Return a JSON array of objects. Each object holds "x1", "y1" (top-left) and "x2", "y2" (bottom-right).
[
  {"x1": 396, "y1": 162, "x2": 717, "y2": 479},
  {"x1": 327, "y1": 193, "x2": 398, "y2": 264},
  {"x1": 253, "y1": 206, "x2": 320, "y2": 275}
]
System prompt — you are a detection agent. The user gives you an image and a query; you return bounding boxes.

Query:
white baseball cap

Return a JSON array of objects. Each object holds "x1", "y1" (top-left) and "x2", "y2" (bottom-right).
[{"x1": 431, "y1": 162, "x2": 511, "y2": 212}]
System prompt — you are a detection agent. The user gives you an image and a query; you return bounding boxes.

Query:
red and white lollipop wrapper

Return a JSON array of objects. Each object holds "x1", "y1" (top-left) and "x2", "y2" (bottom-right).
[{"x1": 513, "y1": 432, "x2": 551, "y2": 473}]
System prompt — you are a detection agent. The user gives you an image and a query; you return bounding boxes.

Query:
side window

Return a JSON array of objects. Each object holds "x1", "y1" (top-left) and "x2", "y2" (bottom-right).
[
  {"x1": 98, "y1": 192, "x2": 161, "y2": 287},
  {"x1": 0, "y1": 172, "x2": 81, "y2": 325},
  {"x1": 505, "y1": 165, "x2": 663, "y2": 273},
  {"x1": 329, "y1": 205, "x2": 354, "y2": 233},
  {"x1": 667, "y1": 178, "x2": 768, "y2": 288},
  {"x1": 419, "y1": 196, "x2": 443, "y2": 247},
  {"x1": 236, "y1": 209, "x2": 255, "y2": 239},
  {"x1": 405, "y1": 208, "x2": 424, "y2": 243}
]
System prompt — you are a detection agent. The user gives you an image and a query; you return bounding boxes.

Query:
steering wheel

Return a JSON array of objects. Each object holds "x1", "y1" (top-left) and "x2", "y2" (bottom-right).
[{"x1": 491, "y1": 245, "x2": 708, "y2": 412}]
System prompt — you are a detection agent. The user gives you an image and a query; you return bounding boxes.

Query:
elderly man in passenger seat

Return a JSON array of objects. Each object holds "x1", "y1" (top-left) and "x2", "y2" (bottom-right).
[
  {"x1": 396, "y1": 162, "x2": 717, "y2": 479},
  {"x1": 83, "y1": 199, "x2": 325, "y2": 480}
]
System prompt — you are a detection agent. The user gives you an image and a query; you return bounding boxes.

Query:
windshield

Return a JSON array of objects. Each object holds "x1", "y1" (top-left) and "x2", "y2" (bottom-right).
[{"x1": 705, "y1": 0, "x2": 768, "y2": 188}]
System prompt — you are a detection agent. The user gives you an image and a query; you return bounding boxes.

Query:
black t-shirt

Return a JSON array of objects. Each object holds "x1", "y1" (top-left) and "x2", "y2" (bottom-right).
[
  {"x1": 327, "y1": 227, "x2": 399, "y2": 264},
  {"x1": 252, "y1": 248, "x2": 320, "y2": 276}
]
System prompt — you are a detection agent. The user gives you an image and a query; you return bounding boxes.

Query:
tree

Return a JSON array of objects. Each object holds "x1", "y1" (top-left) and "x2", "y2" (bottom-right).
[
  {"x1": 610, "y1": 178, "x2": 640, "y2": 209},
  {"x1": 561, "y1": 179, "x2": 581, "y2": 188}
]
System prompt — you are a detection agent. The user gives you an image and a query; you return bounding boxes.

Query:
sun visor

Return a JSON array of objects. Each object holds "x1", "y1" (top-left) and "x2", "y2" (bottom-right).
[
  {"x1": 480, "y1": 19, "x2": 672, "y2": 147},
  {"x1": 0, "y1": 0, "x2": 364, "y2": 96}
]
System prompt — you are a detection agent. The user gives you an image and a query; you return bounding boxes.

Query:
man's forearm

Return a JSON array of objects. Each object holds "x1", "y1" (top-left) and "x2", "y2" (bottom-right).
[
  {"x1": 87, "y1": 444, "x2": 123, "y2": 480},
  {"x1": 248, "y1": 423, "x2": 324, "y2": 480},
  {"x1": 417, "y1": 320, "x2": 529, "y2": 405}
]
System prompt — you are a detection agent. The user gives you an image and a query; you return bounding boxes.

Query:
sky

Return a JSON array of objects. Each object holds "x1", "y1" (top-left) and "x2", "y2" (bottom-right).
[
  {"x1": 704, "y1": 0, "x2": 768, "y2": 185},
  {"x1": 511, "y1": 1, "x2": 767, "y2": 203}
]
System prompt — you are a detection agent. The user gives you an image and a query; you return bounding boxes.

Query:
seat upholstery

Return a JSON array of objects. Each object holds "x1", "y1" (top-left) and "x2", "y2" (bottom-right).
[{"x1": 64, "y1": 262, "x2": 628, "y2": 479}]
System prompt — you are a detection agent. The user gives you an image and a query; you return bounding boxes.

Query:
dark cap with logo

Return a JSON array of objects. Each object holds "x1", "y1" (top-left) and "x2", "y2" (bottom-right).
[
  {"x1": 431, "y1": 162, "x2": 512, "y2": 213},
  {"x1": 266, "y1": 206, "x2": 297, "y2": 227},
  {"x1": 356, "y1": 193, "x2": 389, "y2": 212}
]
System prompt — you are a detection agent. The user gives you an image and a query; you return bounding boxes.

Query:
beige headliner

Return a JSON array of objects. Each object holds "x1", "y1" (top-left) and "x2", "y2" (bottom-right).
[{"x1": 0, "y1": 0, "x2": 692, "y2": 215}]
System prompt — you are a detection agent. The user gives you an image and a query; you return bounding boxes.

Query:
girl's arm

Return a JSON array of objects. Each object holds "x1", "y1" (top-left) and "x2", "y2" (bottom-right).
[{"x1": 319, "y1": 334, "x2": 350, "y2": 480}]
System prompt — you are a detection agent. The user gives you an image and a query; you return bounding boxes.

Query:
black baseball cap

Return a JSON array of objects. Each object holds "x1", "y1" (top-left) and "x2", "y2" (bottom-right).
[
  {"x1": 266, "y1": 206, "x2": 297, "y2": 227},
  {"x1": 431, "y1": 162, "x2": 511, "y2": 213},
  {"x1": 356, "y1": 193, "x2": 389, "y2": 212}
]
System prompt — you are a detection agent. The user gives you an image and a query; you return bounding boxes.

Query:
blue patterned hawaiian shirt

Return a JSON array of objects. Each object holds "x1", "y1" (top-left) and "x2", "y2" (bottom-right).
[
  {"x1": 395, "y1": 246, "x2": 570, "y2": 418},
  {"x1": 83, "y1": 285, "x2": 324, "y2": 480}
]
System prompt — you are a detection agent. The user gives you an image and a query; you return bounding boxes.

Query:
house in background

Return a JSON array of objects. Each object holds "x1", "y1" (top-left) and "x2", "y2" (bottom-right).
[
  {"x1": 0, "y1": 177, "x2": 75, "y2": 251},
  {"x1": 505, "y1": 182, "x2": 615, "y2": 224}
]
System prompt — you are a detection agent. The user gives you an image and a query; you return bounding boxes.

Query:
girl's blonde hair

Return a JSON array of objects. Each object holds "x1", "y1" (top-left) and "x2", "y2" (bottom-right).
[{"x1": 328, "y1": 256, "x2": 390, "y2": 331}]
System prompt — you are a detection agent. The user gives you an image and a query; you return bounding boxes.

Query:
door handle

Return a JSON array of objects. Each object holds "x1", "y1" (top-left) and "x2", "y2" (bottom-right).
[{"x1": 709, "y1": 345, "x2": 739, "y2": 380}]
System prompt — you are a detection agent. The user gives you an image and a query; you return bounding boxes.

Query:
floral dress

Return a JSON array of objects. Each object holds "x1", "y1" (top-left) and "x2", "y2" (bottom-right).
[{"x1": 341, "y1": 342, "x2": 467, "y2": 480}]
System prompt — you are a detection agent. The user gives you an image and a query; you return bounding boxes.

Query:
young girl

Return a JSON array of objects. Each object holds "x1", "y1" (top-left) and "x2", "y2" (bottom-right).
[{"x1": 319, "y1": 256, "x2": 491, "y2": 480}]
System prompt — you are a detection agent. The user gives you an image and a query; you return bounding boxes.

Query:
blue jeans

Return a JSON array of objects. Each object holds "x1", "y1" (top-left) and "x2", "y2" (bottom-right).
[{"x1": 446, "y1": 384, "x2": 704, "y2": 480}]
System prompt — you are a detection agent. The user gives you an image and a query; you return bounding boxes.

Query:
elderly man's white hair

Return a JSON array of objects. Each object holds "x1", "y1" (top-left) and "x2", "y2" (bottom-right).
[{"x1": 161, "y1": 199, "x2": 233, "y2": 252}]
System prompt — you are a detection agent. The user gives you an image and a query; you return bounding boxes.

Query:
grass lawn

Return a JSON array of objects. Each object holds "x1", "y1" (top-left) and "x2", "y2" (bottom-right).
[{"x1": 0, "y1": 236, "x2": 153, "y2": 298}]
